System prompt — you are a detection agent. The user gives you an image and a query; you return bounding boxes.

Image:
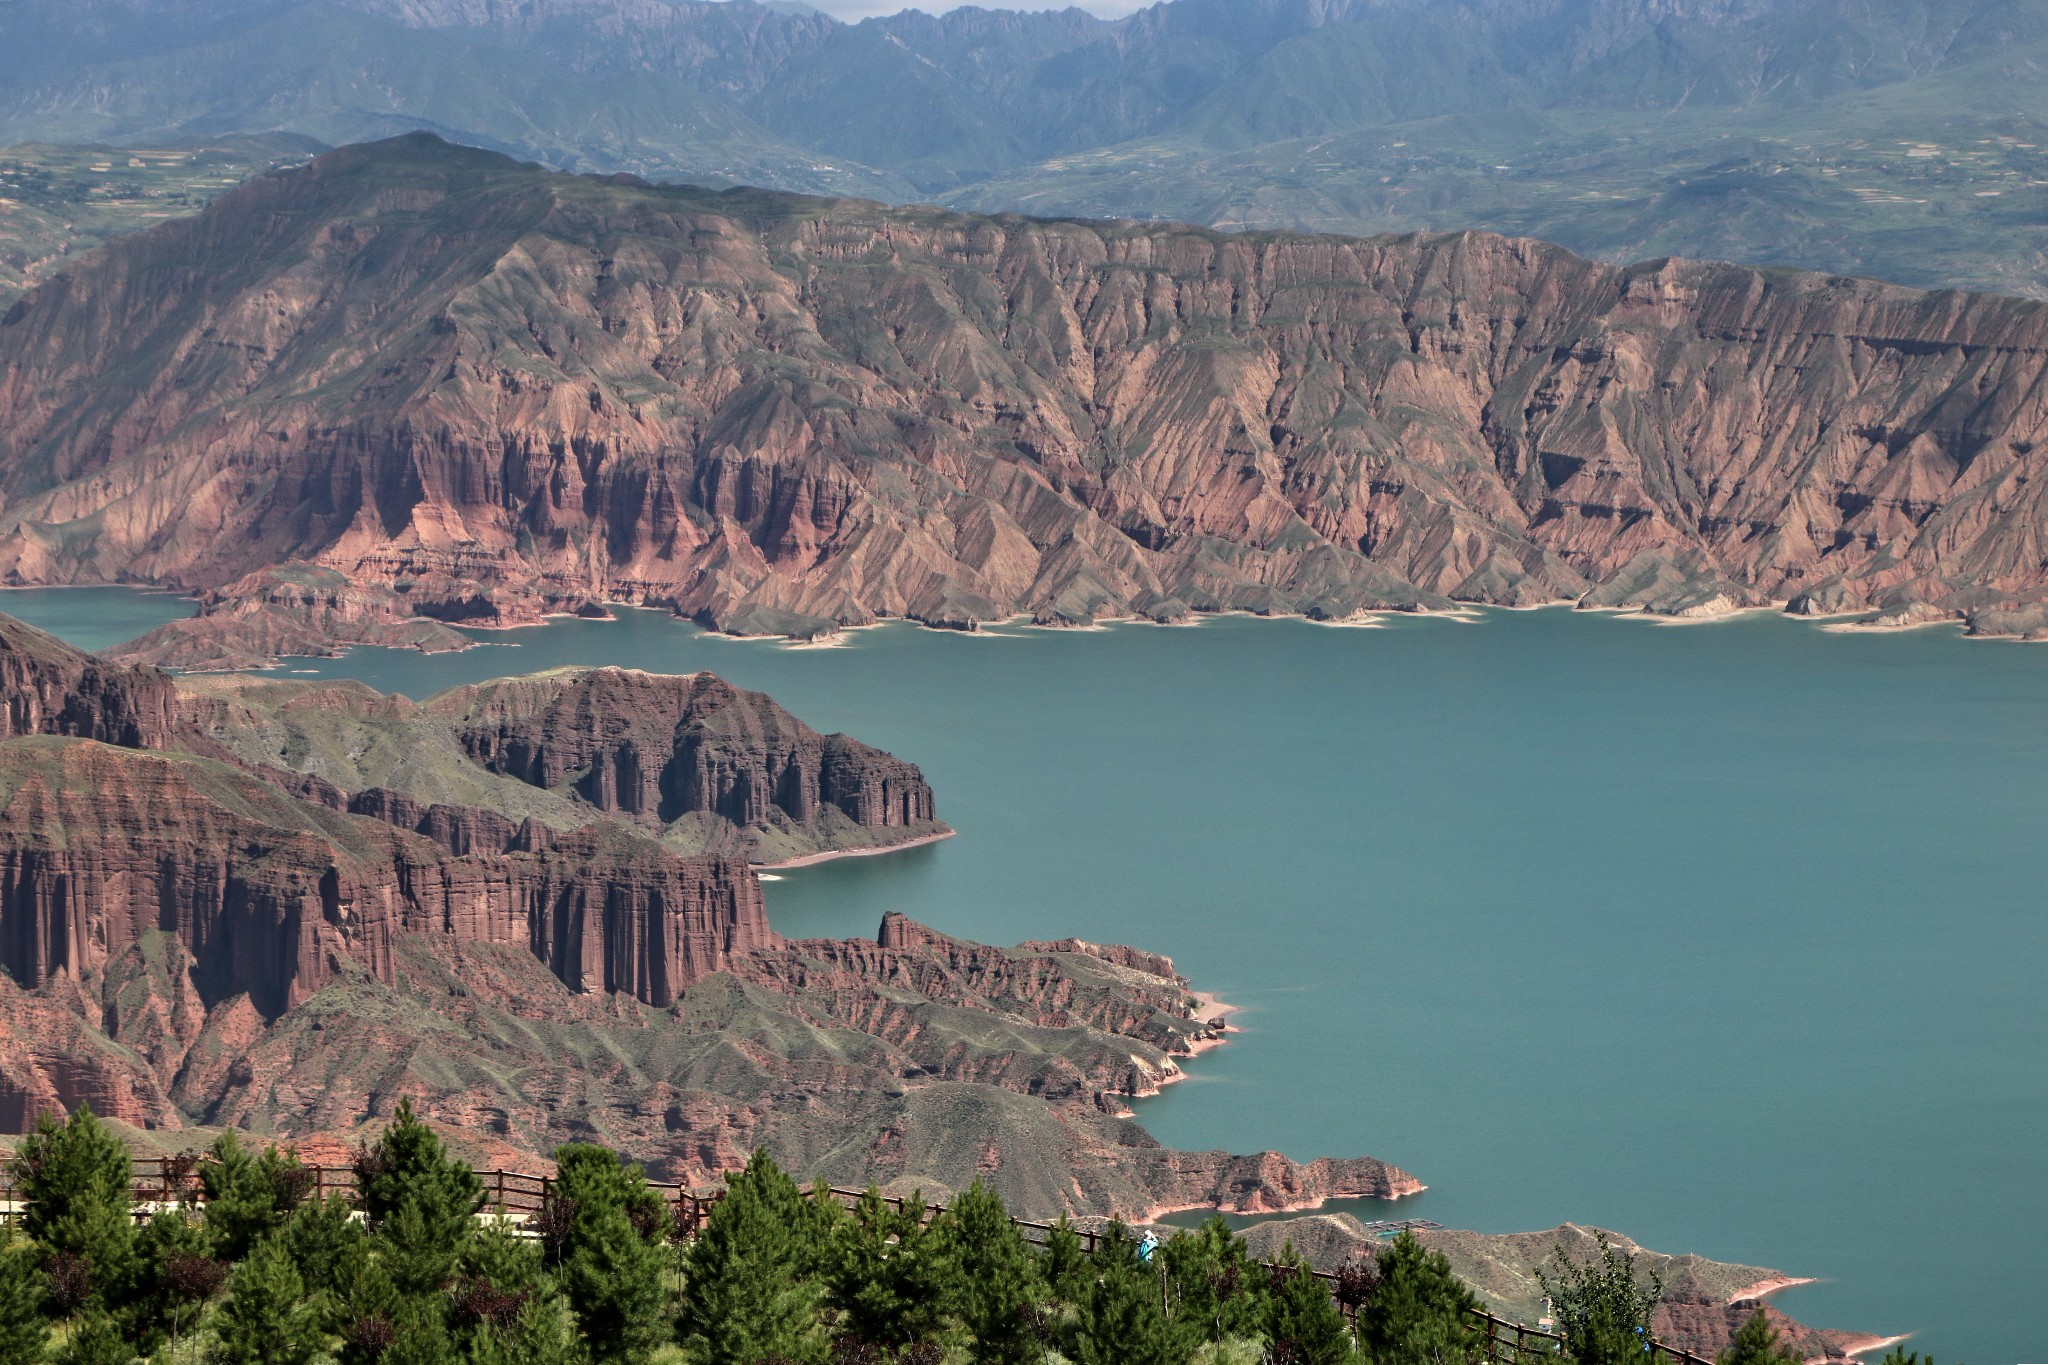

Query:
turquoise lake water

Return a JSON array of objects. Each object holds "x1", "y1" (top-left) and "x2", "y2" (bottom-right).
[{"x1": 6, "y1": 589, "x2": 2044, "y2": 1361}]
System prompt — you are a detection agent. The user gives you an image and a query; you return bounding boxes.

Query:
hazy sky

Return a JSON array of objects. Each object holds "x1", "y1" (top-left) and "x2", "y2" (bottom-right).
[{"x1": 799, "y1": 0, "x2": 1151, "y2": 18}]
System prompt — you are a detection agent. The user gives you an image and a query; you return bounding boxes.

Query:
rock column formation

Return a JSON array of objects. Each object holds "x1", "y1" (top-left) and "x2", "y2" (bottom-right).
[
  {"x1": 441, "y1": 669, "x2": 938, "y2": 833},
  {"x1": 0, "y1": 739, "x2": 771, "y2": 1016}
]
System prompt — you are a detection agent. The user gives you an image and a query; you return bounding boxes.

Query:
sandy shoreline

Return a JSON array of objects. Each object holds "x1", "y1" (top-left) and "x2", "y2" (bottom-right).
[
  {"x1": 1130, "y1": 1178, "x2": 1433, "y2": 1219},
  {"x1": 1188, "y1": 987, "x2": 1238, "y2": 1025},
  {"x1": 751, "y1": 828, "x2": 955, "y2": 870},
  {"x1": 1135, "y1": 1177, "x2": 1430, "y2": 1227},
  {"x1": 1833, "y1": 1333, "x2": 1911, "y2": 1360},
  {"x1": 1116, "y1": 988, "x2": 1242, "y2": 1109},
  {"x1": 1729, "y1": 1274, "x2": 1819, "y2": 1303}
]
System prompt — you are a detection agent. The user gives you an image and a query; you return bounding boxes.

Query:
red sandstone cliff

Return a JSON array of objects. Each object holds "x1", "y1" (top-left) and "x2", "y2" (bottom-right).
[
  {"x1": 0, "y1": 612, "x2": 177, "y2": 748},
  {"x1": 0, "y1": 737, "x2": 771, "y2": 1017},
  {"x1": 6, "y1": 134, "x2": 2048, "y2": 654},
  {"x1": 0, "y1": 747, "x2": 1414, "y2": 1216},
  {"x1": 438, "y1": 668, "x2": 937, "y2": 841},
  {"x1": 172, "y1": 664, "x2": 949, "y2": 864}
]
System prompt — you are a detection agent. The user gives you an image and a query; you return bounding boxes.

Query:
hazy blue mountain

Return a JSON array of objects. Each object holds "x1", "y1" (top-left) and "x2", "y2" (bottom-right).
[{"x1": 7, "y1": 0, "x2": 2048, "y2": 289}]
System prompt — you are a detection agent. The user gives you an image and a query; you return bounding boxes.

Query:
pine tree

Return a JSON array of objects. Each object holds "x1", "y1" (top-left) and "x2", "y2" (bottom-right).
[
  {"x1": 551, "y1": 1147, "x2": 665, "y2": 1232},
  {"x1": 798, "y1": 1180, "x2": 850, "y2": 1282},
  {"x1": 454, "y1": 1221, "x2": 573, "y2": 1365},
  {"x1": 361, "y1": 1102, "x2": 485, "y2": 1297},
  {"x1": 378, "y1": 1299, "x2": 459, "y2": 1365},
  {"x1": 384, "y1": 1199, "x2": 469, "y2": 1300},
  {"x1": 462, "y1": 1289, "x2": 587, "y2": 1365},
  {"x1": 1354, "y1": 1231, "x2": 1481, "y2": 1365},
  {"x1": 361, "y1": 1100, "x2": 485, "y2": 1232},
  {"x1": 280, "y1": 1193, "x2": 372, "y2": 1302},
  {"x1": 11, "y1": 1107, "x2": 137, "y2": 1309},
  {"x1": 549, "y1": 1144, "x2": 669, "y2": 1364},
  {"x1": 676, "y1": 1151, "x2": 824, "y2": 1365},
  {"x1": 211, "y1": 1235, "x2": 326, "y2": 1365},
  {"x1": 459, "y1": 1216, "x2": 544, "y2": 1302},
  {"x1": 1076, "y1": 1253, "x2": 1190, "y2": 1365},
  {"x1": 198, "y1": 1133, "x2": 309, "y2": 1263},
  {"x1": 931, "y1": 1180, "x2": 1041, "y2": 1365},
  {"x1": 132, "y1": 1208, "x2": 223, "y2": 1352},
  {"x1": 1263, "y1": 1247, "x2": 1354, "y2": 1365},
  {"x1": 0, "y1": 1231, "x2": 49, "y2": 1365},
  {"x1": 1157, "y1": 1216, "x2": 1267, "y2": 1346},
  {"x1": 561, "y1": 1211, "x2": 667, "y2": 1365},
  {"x1": 1090, "y1": 1222, "x2": 1143, "y2": 1278},
  {"x1": 825, "y1": 1186, "x2": 951, "y2": 1353},
  {"x1": 334, "y1": 1257, "x2": 410, "y2": 1365},
  {"x1": 1040, "y1": 1217, "x2": 1088, "y2": 1309},
  {"x1": 1719, "y1": 1311, "x2": 1801, "y2": 1365}
]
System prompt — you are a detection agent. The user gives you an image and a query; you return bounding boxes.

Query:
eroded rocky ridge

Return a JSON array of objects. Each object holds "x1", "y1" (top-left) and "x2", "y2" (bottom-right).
[
  {"x1": 0, "y1": 612, "x2": 178, "y2": 748},
  {"x1": 175, "y1": 665, "x2": 947, "y2": 864},
  {"x1": 7, "y1": 134, "x2": 2048, "y2": 649},
  {"x1": 0, "y1": 612, "x2": 1412, "y2": 1217},
  {"x1": 443, "y1": 668, "x2": 937, "y2": 843},
  {"x1": 109, "y1": 564, "x2": 483, "y2": 671}
]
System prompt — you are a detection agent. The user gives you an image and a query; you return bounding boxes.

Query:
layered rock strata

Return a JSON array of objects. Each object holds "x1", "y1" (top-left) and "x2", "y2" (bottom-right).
[
  {"x1": 0, "y1": 887, "x2": 1419, "y2": 1217},
  {"x1": 0, "y1": 737, "x2": 771, "y2": 1017},
  {"x1": 441, "y1": 669, "x2": 938, "y2": 845},
  {"x1": 4, "y1": 135, "x2": 2048, "y2": 654},
  {"x1": 173, "y1": 665, "x2": 949, "y2": 864},
  {"x1": 0, "y1": 613, "x2": 177, "y2": 748},
  {"x1": 0, "y1": 612, "x2": 1408, "y2": 1218}
]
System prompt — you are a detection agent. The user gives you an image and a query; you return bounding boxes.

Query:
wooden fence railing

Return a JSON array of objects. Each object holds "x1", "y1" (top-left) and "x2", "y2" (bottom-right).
[{"x1": 0, "y1": 1156, "x2": 1714, "y2": 1365}]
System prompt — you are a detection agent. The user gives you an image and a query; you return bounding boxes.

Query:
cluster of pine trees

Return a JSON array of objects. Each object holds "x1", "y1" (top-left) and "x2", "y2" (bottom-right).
[
  {"x1": 0, "y1": 1103, "x2": 1477, "y2": 1365},
  {"x1": 0, "y1": 1104, "x2": 1877, "y2": 1365}
]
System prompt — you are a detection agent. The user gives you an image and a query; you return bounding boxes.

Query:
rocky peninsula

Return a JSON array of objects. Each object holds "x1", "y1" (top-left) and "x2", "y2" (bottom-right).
[{"x1": 0, "y1": 611, "x2": 1415, "y2": 1219}]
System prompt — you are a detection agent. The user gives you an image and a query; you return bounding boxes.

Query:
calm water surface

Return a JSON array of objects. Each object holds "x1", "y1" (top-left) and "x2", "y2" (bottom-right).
[{"x1": 10, "y1": 592, "x2": 2044, "y2": 1361}]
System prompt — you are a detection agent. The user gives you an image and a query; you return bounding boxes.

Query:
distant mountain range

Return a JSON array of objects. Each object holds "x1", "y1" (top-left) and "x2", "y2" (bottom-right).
[{"x1": 6, "y1": 0, "x2": 2048, "y2": 293}]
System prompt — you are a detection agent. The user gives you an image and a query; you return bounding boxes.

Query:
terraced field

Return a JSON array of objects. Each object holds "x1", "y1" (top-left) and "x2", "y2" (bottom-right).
[{"x1": 0, "y1": 135, "x2": 320, "y2": 304}]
